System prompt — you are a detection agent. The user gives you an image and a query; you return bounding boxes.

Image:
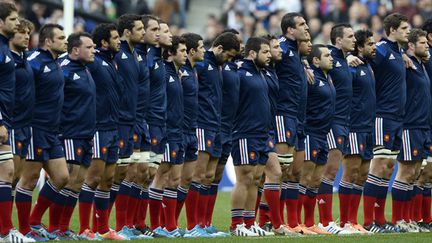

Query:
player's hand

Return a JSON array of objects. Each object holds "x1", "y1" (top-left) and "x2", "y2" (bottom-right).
[
  {"x1": 306, "y1": 68, "x2": 314, "y2": 85},
  {"x1": 402, "y1": 53, "x2": 414, "y2": 68},
  {"x1": 347, "y1": 55, "x2": 363, "y2": 67},
  {"x1": 0, "y1": 125, "x2": 8, "y2": 144}
]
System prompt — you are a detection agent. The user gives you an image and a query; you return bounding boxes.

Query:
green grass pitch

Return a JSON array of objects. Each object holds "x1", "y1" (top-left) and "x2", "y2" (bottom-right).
[{"x1": 12, "y1": 192, "x2": 432, "y2": 242}]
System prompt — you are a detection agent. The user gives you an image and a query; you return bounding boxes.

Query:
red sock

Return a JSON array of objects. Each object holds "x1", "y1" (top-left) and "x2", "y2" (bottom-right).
[
  {"x1": 279, "y1": 199, "x2": 285, "y2": 224},
  {"x1": 59, "y1": 205, "x2": 75, "y2": 232},
  {"x1": 303, "y1": 191, "x2": 316, "y2": 227},
  {"x1": 348, "y1": 193, "x2": 362, "y2": 224},
  {"x1": 115, "y1": 194, "x2": 129, "y2": 231},
  {"x1": 258, "y1": 204, "x2": 270, "y2": 227},
  {"x1": 298, "y1": 193, "x2": 305, "y2": 225},
  {"x1": 162, "y1": 188, "x2": 177, "y2": 231},
  {"x1": 205, "y1": 193, "x2": 217, "y2": 226},
  {"x1": 136, "y1": 197, "x2": 148, "y2": 229},
  {"x1": 403, "y1": 197, "x2": 413, "y2": 222},
  {"x1": 363, "y1": 195, "x2": 375, "y2": 226},
  {"x1": 126, "y1": 196, "x2": 140, "y2": 228},
  {"x1": 149, "y1": 188, "x2": 163, "y2": 230},
  {"x1": 244, "y1": 210, "x2": 255, "y2": 229},
  {"x1": 338, "y1": 181, "x2": 352, "y2": 227},
  {"x1": 79, "y1": 201, "x2": 93, "y2": 233},
  {"x1": 185, "y1": 186, "x2": 199, "y2": 230},
  {"x1": 376, "y1": 197, "x2": 387, "y2": 225},
  {"x1": 15, "y1": 187, "x2": 34, "y2": 234},
  {"x1": 264, "y1": 186, "x2": 283, "y2": 229},
  {"x1": 317, "y1": 193, "x2": 332, "y2": 226},
  {"x1": 230, "y1": 209, "x2": 244, "y2": 230},
  {"x1": 285, "y1": 199, "x2": 297, "y2": 227},
  {"x1": 412, "y1": 193, "x2": 423, "y2": 222},
  {"x1": 29, "y1": 195, "x2": 53, "y2": 226},
  {"x1": 0, "y1": 181, "x2": 13, "y2": 235},
  {"x1": 92, "y1": 203, "x2": 98, "y2": 232},
  {"x1": 197, "y1": 186, "x2": 209, "y2": 228},
  {"x1": 422, "y1": 188, "x2": 431, "y2": 224},
  {"x1": 255, "y1": 189, "x2": 262, "y2": 216},
  {"x1": 392, "y1": 199, "x2": 404, "y2": 224}
]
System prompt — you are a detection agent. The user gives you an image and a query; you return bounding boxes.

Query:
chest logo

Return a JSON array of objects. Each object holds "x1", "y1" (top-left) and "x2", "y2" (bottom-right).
[
  {"x1": 246, "y1": 71, "x2": 253, "y2": 77},
  {"x1": 335, "y1": 61, "x2": 342, "y2": 67},
  {"x1": 121, "y1": 53, "x2": 128, "y2": 59},
  {"x1": 73, "y1": 73, "x2": 80, "y2": 80},
  {"x1": 5, "y1": 55, "x2": 11, "y2": 63},
  {"x1": 43, "y1": 66, "x2": 51, "y2": 73},
  {"x1": 208, "y1": 65, "x2": 214, "y2": 71},
  {"x1": 389, "y1": 54, "x2": 395, "y2": 60},
  {"x1": 289, "y1": 50, "x2": 294, "y2": 57},
  {"x1": 360, "y1": 70, "x2": 366, "y2": 76}
]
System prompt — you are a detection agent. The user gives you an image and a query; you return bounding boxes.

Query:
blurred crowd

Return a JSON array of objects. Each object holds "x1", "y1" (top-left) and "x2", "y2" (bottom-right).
[{"x1": 8, "y1": 0, "x2": 432, "y2": 48}]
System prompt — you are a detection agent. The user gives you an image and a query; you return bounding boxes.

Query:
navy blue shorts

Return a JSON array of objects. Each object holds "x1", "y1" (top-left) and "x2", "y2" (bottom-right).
[
  {"x1": 397, "y1": 129, "x2": 431, "y2": 162},
  {"x1": 326, "y1": 123, "x2": 349, "y2": 152},
  {"x1": 118, "y1": 125, "x2": 134, "y2": 158},
  {"x1": 231, "y1": 137, "x2": 270, "y2": 166},
  {"x1": 219, "y1": 131, "x2": 232, "y2": 165},
  {"x1": 162, "y1": 141, "x2": 184, "y2": 165},
  {"x1": 8, "y1": 127, "x2": 31, "y2": 158},
  {"x1": 275, "y1": 115, "x2": 297, "y2": 146},
  {"x1": 305, "y1": 134, "x2": 328, "y2": 165},
  {"x1": 92, "y1": 130, "x2": 119, "y2": 164},
  {"x1": 344, "y1": 132, "x2": 374, "y2": 160},
  {"x1": 374, "y1": 117, "x2": 402, "y2": 152},
  {"x1": 183, "y1": 132, "x2": 198, "y2": 162},
  {"x1": 62, "y1": 138, "x2": 93, "y2": 167},
  {"x1": 133, "y1": 122, "x2": 150, "y2": 152},
  {"x1": 143, "y1": 125, "x2": 167, "y2": 155},
  {"x1": 295, "y1": 129, "x2": 306, "y2": 152},
  {"x1": 26, "y1": 128, "x2": 64, "y2": 162},
  {"x1": 196, "y1": 128, "x2": 222, "y2": 158}
]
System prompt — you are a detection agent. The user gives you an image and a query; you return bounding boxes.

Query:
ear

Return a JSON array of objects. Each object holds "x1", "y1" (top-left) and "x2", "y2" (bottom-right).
[
  {"x1": 312, "y1": 56, "x2": 320, "y2": 65},
  {"x1": 408, "y1": 42, "x2": 414, "y2": 50},
  {"x1": 101, "y1": 39, "x2": 109, "y2": 48}
]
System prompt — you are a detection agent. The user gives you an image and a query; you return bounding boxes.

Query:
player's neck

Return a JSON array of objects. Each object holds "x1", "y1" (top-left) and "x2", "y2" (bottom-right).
[
  {"x1": 187, "y1": 56, "x2": 196, "y2": 67},
  {"x1": 0, "y1": 30, "x2": 9, "y2": 39},
  {"x1": 9, "y1": 44, "x2": 23, "y2": 55},
  {"x1": 122, "y1": 38, "x2": 135, "y2": 52}
]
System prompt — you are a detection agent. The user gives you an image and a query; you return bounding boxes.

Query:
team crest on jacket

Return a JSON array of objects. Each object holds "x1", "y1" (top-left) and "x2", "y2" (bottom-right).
[
  {"x1": 384, "y1": 134, "x2": 390, "y2": 142},
  {"x1": 413, "y1": 149, "x2": 418, "y2": 157},
  {"x1": 312, "y1": 149, "x2": 318, "y2": 158},
  {"x1": 249, "y1": 151, "x2": 256, "y2": 160},
  {"x1": 76, "y1": 147, "x2": 82, "y2": 156},
  {"x1": 171, "y1": 150, "x2": 177, "y2": 159}
]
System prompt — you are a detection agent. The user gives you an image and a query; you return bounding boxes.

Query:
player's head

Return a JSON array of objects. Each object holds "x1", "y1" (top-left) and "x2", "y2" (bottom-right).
[
  {"x1": 298, "y1": 32, "x2": 312, "y2": 56},
  {"x1": 158, "y1": 21, "x2": 172, "y2": 48},
  {"x1": 92, "y1": 23, "x2": 120, "y2": 53},
  {"x1": 422, "y1": 18, "x2": 432, "y2": 45},
  {"x1": 408, "y1": 28, "x2": 429, "y2": 60},
  {"x1": 354, "y1": 29, "x2": 376, "y2": 59},
  {"x1": 331, "y1": 23, "x2": 356, "y2": 52},
  {"x1": 245, "y1": 37, "x2": 271, "y2": 69},
  {"x1": 383, "y1": 13, "x2": 409, "y2": 44},
  {"x1": 164, "y1": 35, "x2": 187, "y2": 66},
  {"x1": 308, "y1": 44, "x2": 333, "y2": 72},
  {"x1": 39, "y1": 23, "x2": 67, "y2": 56},
  {"x1": 181, "y1": 32, "x2": 205, "y2": 62},
  {"x1": 211, "y1": 32, "x2": 241, "y2": 65},
  {"x1": 262, "y1": 34, "x2": 282, "y2": 62},
  {"x1": 0, "y1": 1, "x2": 19, "y2": 37},
  {"x1": 280, "y1": 12, "x2": 309, "y2": 41},
  {"x1": 10, "y1": 18, "x2": 34, "y2": 52},
  {"x1": 67, "y1": 32, "x2": 95, "y2": 64},
  {"x1": 118, "y1": 14, "x2": 145, "y2": 45},
  {"x1": 222, "y1": 28, "x2": 245, "y2": 57},
  {"x1": 142, "y1": 15, "x2": 159, "y2": 46}
]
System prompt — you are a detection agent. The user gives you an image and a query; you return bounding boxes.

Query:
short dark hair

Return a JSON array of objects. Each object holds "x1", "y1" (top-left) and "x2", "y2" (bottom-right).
[
  {"x1": 221, "y1": 28, "x2": 240, "y2": 35},
  {"x1": 307, "y1": 44, "x2": 327, "y2": 64},
  {"x1": 38, "y1": 23, "x2": 64, "y2": 47},
  {"x1": 16, "y1": 18, "x2": 34, "y2": 33},
  {"x1": 408, "y1": 28, "x2": 427, "y2": 44},
  {"x1": 261, "y1": 34, "x2": 278, "y2": 42},
  {"x1": 141, "y1": 14, "x2": 159, "y2": 29},
  {"x1": 117, "y1": 14, "x2": 142, "y2": 37},
  {"x1": 354, "y1": 29, "x2": 373, "y2": 56},
  {"x1": 67, "y1": 32, "x2": 92, "y2": 53},
  {"x1": 280, "y1": 12, "x2": 303, "y2": 34},
  {"x1": 212, "y1": 32, "x2": 240, "y2": 52},
  {"x1": 0, "y1": 2, "x2": 17, "y2": 21},
  {"x1": 92, "y1": 23, "x2": 117, "y2": 48},
  {"x1": 163, "y1": 35, "x2": 186, "y2": 59},
  {"x1": 330, "y1": 23, "x2": 352, "y2": 45},
  {"x1": 181, "y1": 32, "x2": 203, "y2": 53},
  {"x1": 245, "y1": 37, "x2": 269, "y2": 56},
  {"x1": 422, "y1": 18, "x2": 432, "y2": 36},
  {"x1": 383, "y1": 13, "x2": 408, "y2": 36}
]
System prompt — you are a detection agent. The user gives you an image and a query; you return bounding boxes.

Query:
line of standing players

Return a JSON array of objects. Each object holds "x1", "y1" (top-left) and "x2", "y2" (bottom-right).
[{"x1": 1, "y1": 1, "x2": 432, "y2": 241}]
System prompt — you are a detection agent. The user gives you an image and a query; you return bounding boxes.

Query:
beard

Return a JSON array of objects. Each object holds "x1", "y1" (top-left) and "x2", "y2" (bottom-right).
[{"x1": 254, "y1": 56, "x2": 267, "y2": 69}]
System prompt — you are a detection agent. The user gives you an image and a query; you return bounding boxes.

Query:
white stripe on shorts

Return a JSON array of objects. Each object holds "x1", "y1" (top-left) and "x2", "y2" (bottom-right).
[
  {"x1": 402, "y1": 129, "x2": 412, "y2": 161},
  {"x1": 275, "y1": 116, "x2": 286, "y2": 143},
  {"x1": 26, "y1": 127, "x2": 34, "y2": 160},
  {"x1": 375, "y1": 117, "x2": 383, "y2": 146},
  {"x1": 327, "y1": 129, "x2": 337, "y2": 150},
  {"x1": 305, "y1": 135, "x2": 310, "y2": 161},
  {"x1": 196, "y1": 128, "x2": 205, "y2": 151},
  {"x1": 239, "y1": 138, "x2": 249, "y2": 165}
]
